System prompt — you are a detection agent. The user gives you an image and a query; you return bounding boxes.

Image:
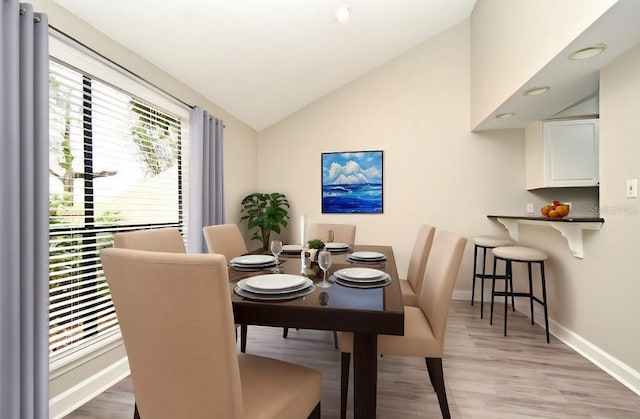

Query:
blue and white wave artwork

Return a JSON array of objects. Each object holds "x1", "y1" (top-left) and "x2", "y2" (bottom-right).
[{"x1": 321, "y1": 151, "x2": 383, "y2": 214}]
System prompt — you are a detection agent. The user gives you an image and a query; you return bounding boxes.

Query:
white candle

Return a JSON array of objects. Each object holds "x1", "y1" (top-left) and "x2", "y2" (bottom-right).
[{"x1": 300, "y1": 214, "x2": 308, "y2": 246}]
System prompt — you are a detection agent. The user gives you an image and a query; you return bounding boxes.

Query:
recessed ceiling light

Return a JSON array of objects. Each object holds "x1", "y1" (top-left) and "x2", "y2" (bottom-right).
[
  {"x1": 569, "y1": 44, "x2": 607, "y2": 60},
  {"x1": 496, "y1": 112, "x2": 515, "y2": 119},
  {"x1": 523, "y1": 86, "x2": 550, "y2": 96},
  {"x1": 336, "y1": 6, "x2": 351, "y2": 23}
]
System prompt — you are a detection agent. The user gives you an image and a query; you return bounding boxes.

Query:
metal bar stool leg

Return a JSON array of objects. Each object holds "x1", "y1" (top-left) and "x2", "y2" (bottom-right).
[
  {"x1": 490, "y1": 256, "x2": 498, "y2": 325},
  {"x1": 503, "y1": 260, "x2": 512, "y2": 337},
  {"x1": 471, "y1": 244, "x2": 478, "y2": 306},
  {"x1": 540, "y1": 262, "x2": 550, "y2": 343},
  {"x1": 480, "y1": 247, "x2": 488, "y2": 318},
  {"x1": 527, "y1": 262, "x2": 535, "y2": 325}
]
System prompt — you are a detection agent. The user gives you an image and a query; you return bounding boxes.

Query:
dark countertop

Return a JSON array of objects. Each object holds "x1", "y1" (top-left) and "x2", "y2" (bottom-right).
[{"x1": 487, "y1": 215, "x2": 605, "y2": 223}]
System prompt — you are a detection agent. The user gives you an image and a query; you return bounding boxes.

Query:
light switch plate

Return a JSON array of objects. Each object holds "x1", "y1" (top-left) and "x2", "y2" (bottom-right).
[
  {"x1": 627, "y1": 179, "x2": 637, "y2": 198},
  {"x1": 526, "y1": 203, "x2": 535, "y2": 214}
]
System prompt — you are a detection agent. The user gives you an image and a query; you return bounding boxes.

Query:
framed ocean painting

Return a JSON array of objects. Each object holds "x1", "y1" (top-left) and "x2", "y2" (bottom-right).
[{"x1": 321, "y1": 150, "x2": 383, "y2": 214}]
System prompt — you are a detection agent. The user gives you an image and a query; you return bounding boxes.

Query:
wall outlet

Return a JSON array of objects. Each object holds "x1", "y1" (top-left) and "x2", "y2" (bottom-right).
[
  {"x1": 526, "y1": 203, "x2": 535, "y2": 214},
  {"x1": 627, "y1": 178, "x2": 637, "y2": 198}
]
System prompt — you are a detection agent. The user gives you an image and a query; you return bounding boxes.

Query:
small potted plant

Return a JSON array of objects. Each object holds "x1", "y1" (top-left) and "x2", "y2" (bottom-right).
[
  {"x1": 240, "y1": 192, "x2": 290, "y2": 250},
  {"x1": 306, "y1": 239, "x2": 325, "y2": 278}
]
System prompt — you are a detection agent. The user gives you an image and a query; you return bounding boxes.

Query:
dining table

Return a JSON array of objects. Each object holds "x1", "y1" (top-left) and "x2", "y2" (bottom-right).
[{"x1": 228, "y1": 245, "x2": 405, "y2": 419}]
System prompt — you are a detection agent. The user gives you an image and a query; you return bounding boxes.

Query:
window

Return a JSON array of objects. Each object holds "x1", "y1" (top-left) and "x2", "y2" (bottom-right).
[{"x1": 48, "y1": 36, "x2": 189, "y2": 360}]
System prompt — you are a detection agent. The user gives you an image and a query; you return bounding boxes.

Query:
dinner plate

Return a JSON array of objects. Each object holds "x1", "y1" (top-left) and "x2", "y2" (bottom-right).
[
  {"x1": 237, "y1": 277, "x2": 313, "y2": 294},
  {"x1": 349, "y1": 251, "x2": 386, "y2": 260},
  {"x1": 234, "y1": 284, "x2": 315, "y2": 300},
  {"x1": 324, "y1": 242, "x2": 350, "y2": 250},
  {"x1": 282, "y1": 244, "x2": 303, "y2": 253},
  {"x1": 334, "y1": 276, "x2": 391, "y2": 289},
  {"x1": 230, "y1": 255, "x2": 277, "y2": 265},
  {"x1": 246, "y1": 274, "x2": 307, "y2": 291},
  {"x1": 230, "y1": 263, "x2": 276, "y2": 272},
  {"x1": 334, "y1": 270, "x2": 390, "y2": 283},
  {"x1": 334, "y1": 267, "x2": 387, "y2": 281}
]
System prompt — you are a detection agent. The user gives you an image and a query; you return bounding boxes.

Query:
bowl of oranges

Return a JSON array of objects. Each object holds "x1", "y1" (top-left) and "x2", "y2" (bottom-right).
[{"x1": 541, "y1": 201, "x2": 570, "y2": 218}]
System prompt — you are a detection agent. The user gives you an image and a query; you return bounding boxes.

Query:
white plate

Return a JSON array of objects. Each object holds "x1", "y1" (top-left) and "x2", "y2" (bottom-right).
[
  {"x1": 246, "y1": 274, "x2": 307, "y2": 291},
  {"x1": 346, "y1": 256, "x2": 385, "y2": 264},
  {"x1": 350, "y1": 251, "x2": 386, "y2": 260},
  {"x1": 234, "y1": 284, "x2": 315, "y2": 300},
  {"x1": 334, "y1": 267, "x2": 386, "y2": 281},
  {"x1": 230, "y1": 255, "x2": 276, "y2": 265},
  {"x1": 334, "y1": 276, "x2": 391, "y2": 289},
  {"x1": 325, "y1": 242, "x2": 349, "y2": 250},
  {"x1": 334, "y1": 271, "x2": 389, "y2": 283},
  {"x1": 282, "y1": 244, "x2": 303, "y2": 252},
  {"x1": 237, "y1": 277, "x2": 313, "y2": 294}
]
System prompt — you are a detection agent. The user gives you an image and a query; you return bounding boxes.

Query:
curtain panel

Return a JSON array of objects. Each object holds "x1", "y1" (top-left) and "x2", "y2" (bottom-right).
[
  {"x1": 0, "y1": 1, "x2": 50, "y2": 419},
  {"x1": 187, "y1": 107, "x2": 225, "y2": 253}
]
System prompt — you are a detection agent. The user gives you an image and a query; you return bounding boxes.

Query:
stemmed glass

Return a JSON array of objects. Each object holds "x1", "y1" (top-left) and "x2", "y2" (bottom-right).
[
  {"x1": 270, "y1": 240, "x2": 283, "y2": 273},
  {"x1": 317, "y1": 250, "x2": 332, "y2": 288}
]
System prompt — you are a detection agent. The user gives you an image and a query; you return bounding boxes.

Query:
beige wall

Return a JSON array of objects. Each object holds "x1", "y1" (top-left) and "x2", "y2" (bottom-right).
[
  {"x1": 258, "y1": 20, "x2": 527, "y2": 294},
  {"x1": 470, "y1": 0, "x2": 616, "y2": 129}
]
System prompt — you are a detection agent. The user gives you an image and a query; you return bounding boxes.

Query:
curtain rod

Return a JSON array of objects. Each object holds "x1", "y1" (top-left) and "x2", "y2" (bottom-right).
[{"x1": 49, "y1": 25, "x2": 193, "y2": 110}]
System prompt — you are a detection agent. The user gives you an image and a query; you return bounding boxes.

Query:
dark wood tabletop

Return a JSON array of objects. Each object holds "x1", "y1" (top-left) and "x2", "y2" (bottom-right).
[{"x1": 229, "y1": 245, "x2": 404, "y2": 419}]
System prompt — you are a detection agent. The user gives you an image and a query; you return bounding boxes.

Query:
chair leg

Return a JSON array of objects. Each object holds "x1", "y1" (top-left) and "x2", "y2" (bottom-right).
[
  {"x1": 307, "y1": 402, "x2": 321, "y2": 419},
  {"x1": 340, "y1": 352, "x2": 351, "y2": 419},
  {"x1": 134, "y1": 402, "x2": 140, "y2": 419},
  {"x1": 490, "y1": 257, "x2": 498, "y2": 324},
  {"x1": 240, "y1": 324, "x2": 248, "y2": 353},
  {"x1": 425, "y1": 358, "x2": 451, "y2": 419},
  {"x1": 333, "y1": 330, "x2": 339, "y2": 349},
  {"x1": 504, "y1": 261, "x2": 511, "y2": 337},
  {"x1": 480, "y1": 247, "x2": 488, "y2": 318},
  {"x1": 471, "y1": 244, "x2": 478, "y2": 306},
  {"x1": 528, "y1": 262, "x2": 535, "y2": 325},
  {"x1": 283, "y1": 327, "x2": 289, "y2": 338},
  {"x1": 540, "y1": 262, "x2": 550, "y2": 343}
]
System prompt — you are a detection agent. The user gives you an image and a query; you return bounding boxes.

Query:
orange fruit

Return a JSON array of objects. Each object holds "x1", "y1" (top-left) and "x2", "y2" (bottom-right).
[
  {"x1": 541, "y1": 205, "x2": 552, "y2": 216},
  {"x1": 548, "y1": 209, "x2": 559, "y2": 218},
  {"x1": 556, "y1": 205, "x2": 569, "y2": 217}
]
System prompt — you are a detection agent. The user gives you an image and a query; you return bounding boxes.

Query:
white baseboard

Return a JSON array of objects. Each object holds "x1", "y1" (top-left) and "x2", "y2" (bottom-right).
[
  {"x1": 451, "y1": 289, "x2": 640, "y2": 397},
  {"x1": 49, "y1": 356, "x2": 130, "y2": 419}
]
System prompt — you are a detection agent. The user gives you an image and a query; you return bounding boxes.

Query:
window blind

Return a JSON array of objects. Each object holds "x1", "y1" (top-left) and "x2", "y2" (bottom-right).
[{"x1": 48, "y1": 54, "x2": 188, "y2": 359}]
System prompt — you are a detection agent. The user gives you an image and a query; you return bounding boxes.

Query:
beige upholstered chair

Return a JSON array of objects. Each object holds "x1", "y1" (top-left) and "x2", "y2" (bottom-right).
[
  {"x1": 311, "y1": 223, "x2": 356, "y2": 246},
  {"x1": 202, "y1": 224, "x2": 251, "y2": 352},
  {"x1": 339, "y1": 230, "x2": 467, "y2": 419},
  {"x1": 399, "y1": 224, "x2": 436, "y2": 307},
  {"x1": 101, "y1": 248, "x2": 322, "y2": 419},
  {"x1": 113, "y1": 227, "x2": 186, "y2": 253},
  {"x1": 202, "y1": 224, "x2": 249, "y2": 262}
]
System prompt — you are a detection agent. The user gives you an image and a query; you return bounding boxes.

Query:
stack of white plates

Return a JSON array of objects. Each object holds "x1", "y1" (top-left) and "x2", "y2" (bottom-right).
[
  {"x1": 346, "y1": 251, "x2": 387, "y2": 264},
  {"x1": 333, "y1": 267, "x2": 391, "y2": 289},
  {"x1": 324, "y1": 242, "x2": 350, "y2": 252},
  {"x1": 235, "y1": 274, "x2": 315, "y2": 300},
  {"x1": 281, "y1": 244, "x2": 303, "y2": 254},
  {"x1": 229, "y1": 255, "x2": 277, "y2": 271}
]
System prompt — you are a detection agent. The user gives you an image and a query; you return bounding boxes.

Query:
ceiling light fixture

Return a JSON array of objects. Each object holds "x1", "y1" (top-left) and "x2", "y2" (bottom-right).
[
  {"x1": 569, "y1": 43, "x2": 607, "y2": 60},
  {"x1": 495, "y1": 112, "x2": 515, "y2": 119},
  {"x1": 336, "y1": 5, "x2": 351, "y2": 23},
  {"x1": 523, "y1": 86, "x2": 550, "y2": 96}
]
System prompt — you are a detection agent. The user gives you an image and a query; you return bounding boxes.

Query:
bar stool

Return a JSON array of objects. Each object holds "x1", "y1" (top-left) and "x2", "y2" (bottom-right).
[
  {"x1": 470, "y1": 236, "x2": 515, "y2": 318},
  {"x1": 490, "y1": 246, "x2": 550, "y2": 343}
]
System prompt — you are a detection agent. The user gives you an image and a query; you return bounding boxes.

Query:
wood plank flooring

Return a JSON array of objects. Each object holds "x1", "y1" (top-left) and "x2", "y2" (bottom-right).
[{"x1": 64, "y1": 300, "x2": 640, "y2": 418}]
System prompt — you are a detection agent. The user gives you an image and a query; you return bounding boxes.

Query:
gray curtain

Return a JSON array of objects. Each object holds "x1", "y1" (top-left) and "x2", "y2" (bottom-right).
[
  {"x1": 0, "y1": 1, "x2": 50, "y2": 419},
  {"x1": 187, "y1": 107, "x2": 225, "y2": 253}
]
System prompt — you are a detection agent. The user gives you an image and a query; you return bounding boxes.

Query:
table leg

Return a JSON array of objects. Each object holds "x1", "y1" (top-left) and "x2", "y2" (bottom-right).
[{"x1": 353, "y1": 333, "x2": 377, "y2": 419}]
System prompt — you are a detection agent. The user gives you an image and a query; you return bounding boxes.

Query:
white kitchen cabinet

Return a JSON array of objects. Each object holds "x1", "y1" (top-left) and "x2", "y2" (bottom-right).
[{"x1": 525, "y1": 118, "x2": 599, "y2": 190}]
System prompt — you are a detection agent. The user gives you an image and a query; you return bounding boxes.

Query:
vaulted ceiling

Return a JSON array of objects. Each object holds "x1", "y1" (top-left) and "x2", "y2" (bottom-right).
[{"x1": 52, "y1": 0, "x2": 477, "y2": 131}]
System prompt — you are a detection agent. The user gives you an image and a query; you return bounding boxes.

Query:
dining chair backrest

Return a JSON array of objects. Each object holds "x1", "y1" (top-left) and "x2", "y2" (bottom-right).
[
  {"x1": 100, "y1": 248, "x2": 245, "y2": 419},
  {"x1": 406, "y1": 224, "x2": 436, "y2": 297},
  {"x1": 417, "y1": 230, "x2": 467, "y2": 342},
  {"x1": 113, "y1": 227, "x2": 186, "y2": 253},
  {"x1": 312, "y1": 223, "x2": 356, "y2": 246},
  {"x1": 202, "y1": 224, "x2": 248, "y2": 262}
]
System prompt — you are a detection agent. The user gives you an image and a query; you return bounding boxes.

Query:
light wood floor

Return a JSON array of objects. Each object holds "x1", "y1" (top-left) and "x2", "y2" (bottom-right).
[{"x1": 64, "y1": 300, "x2": 640, "y2": 418}]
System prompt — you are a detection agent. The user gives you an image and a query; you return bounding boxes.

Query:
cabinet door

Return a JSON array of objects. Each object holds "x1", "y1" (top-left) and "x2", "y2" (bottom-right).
[{"x1": 543, "y1": 119, "x2": 599, "y2": 187}]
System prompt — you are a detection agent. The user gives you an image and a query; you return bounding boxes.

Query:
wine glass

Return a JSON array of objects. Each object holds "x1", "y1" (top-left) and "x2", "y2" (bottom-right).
[
  {"x1": 317, "y1": 250, "x2": 332, "y2": 288},
  {"x1": 270, "y1": 240, "x2": 283, "y2": 273}
]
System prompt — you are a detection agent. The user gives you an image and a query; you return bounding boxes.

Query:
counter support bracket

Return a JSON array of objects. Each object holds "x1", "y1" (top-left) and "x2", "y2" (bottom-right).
[{"x1": 493, "y1": 217, "x2": 603, "y2": 259}]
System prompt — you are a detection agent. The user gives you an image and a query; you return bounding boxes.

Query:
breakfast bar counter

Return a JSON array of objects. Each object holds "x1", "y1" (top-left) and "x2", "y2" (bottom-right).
[{"x1": 487, "y1": 215, "x2": 605, "y2": 259}]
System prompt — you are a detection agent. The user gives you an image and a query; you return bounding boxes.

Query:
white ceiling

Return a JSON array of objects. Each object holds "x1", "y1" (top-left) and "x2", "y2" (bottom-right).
[{"x1": 52, "y1": 0, "x2": 477, "y2": 131}]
